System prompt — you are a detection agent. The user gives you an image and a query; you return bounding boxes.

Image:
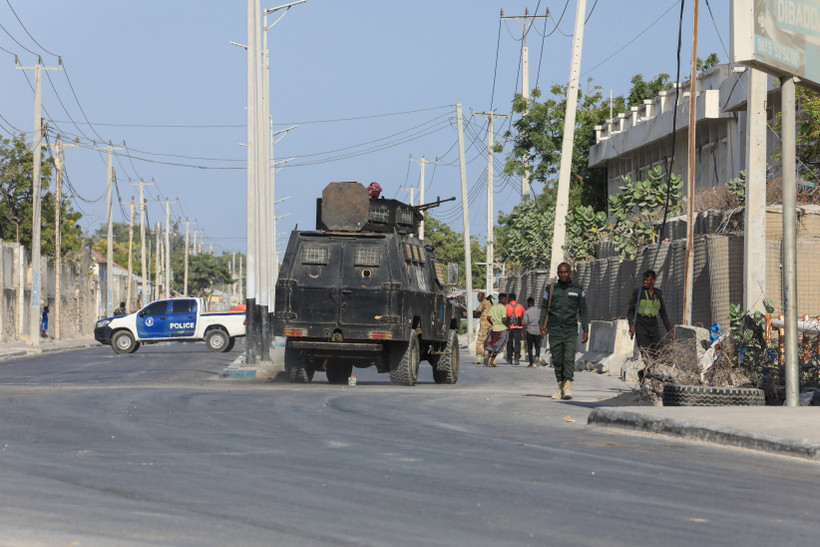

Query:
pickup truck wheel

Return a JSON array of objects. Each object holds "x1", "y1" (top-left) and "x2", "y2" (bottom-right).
[
  {"x1": 206, "y1": 329, "x2": 230, "y2": 352},
  {"x1": 390, "y1": 331, "x2": 420, "y2": 386},
  {"x1": 326, "y1": 362, "x2": 353, "y2": 384},
  {"x1": 225, "y1": 337, "x2": 236, "y2": 352},
  {"x1": 285, "y1": 347, "x2": 314, "y2": 383},
  {"x1": 112, "y1": 331, "x2": 136, "y2": 354},
  {"x1": 432, "y1": 329, "x2": 459, "y2": 384}
]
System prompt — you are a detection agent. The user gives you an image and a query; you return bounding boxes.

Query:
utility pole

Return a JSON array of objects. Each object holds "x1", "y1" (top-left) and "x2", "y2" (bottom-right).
[
  {"x1": 400, "y1": 185, "x2": 415, "y2": 207},
  {"x1": 410, "y1": 156, "x2": 437, "y2": 240},
  {"x1": 456, "y1": 104, "x2": 474, "y2": 349},
  {"x1": 782, "y1": 76, "x2": 799, "y2": 407},
  {"x1": 49, "y1": 134, "x2": 78, "y2": 339},
  {"x1": 473, "y1": 110, "x2": 508, "y2": 296},
  {"x1": 743, "y1": 68, "x2": 767, "y2": 314},
  {"x1": 682, "y1": 0, "x2": 699, "y2": 325},
  {"x1": 232, "y1": 251, "x2": 237, "y2": 302},
  {"x1": 95, "y1": 141, "x2": 125, "y2": 317},
  {"x1": 245, "y1": 0, "x2": 260, "y2": 365},
  {"x1": 549, "y1": 0, "x2": 587, "y2": 274},
  {"x1": 119, "y1": 197, "x2": 140, "y2": 312},
  {"x1": 16, "y1": 57, "x2": 60, "y2": 345},
  {"x1": 155, "y1": 221, "x2": 162, "y2": 300},
  {"x1": 157, "y1": 198, "x2": 178, "y2": 298},
  {"x1": 184, "y1": 220, "x2": 193, "y2": 296},
  {"x1": 130, "y1": 178, "x2": 155, "y2": 307},
  {"x1": 501, "y1": 8, "x2": 548, "y2": 202}
]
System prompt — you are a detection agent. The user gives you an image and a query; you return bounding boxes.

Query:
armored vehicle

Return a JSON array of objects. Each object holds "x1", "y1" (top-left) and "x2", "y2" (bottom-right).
[{"x1": 273, "y1": 181, "x2": 460, "y2": 386}]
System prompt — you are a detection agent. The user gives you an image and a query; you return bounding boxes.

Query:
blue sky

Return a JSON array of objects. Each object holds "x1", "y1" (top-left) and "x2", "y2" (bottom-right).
[{"x1": 0, "y1": 0, "x2": 731, "y2": 257}]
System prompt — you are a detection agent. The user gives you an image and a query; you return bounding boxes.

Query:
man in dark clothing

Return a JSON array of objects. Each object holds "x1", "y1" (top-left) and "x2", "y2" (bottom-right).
[
  {"x1": 540, "y1": 262, "x2": 589, "y2": 400},
  {"x1": 627, "y1": 269, "x2": 674, "y2": 358}
]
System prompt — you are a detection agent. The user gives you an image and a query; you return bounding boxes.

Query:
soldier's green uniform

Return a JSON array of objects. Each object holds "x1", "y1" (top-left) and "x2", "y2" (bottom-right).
[{"x1": 539, "y1": 279, "x2": 589, "y2": 383}]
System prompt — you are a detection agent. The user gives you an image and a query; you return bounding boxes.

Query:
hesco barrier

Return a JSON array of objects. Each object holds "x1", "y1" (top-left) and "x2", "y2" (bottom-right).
[{"x1": 499, "y1": 206, "x2": 820, "y2": 330}]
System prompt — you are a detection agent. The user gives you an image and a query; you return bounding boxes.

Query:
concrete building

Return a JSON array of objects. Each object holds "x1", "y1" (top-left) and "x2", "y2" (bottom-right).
[{"x1": 589, "y1": 64, "x2": 780, "y2": 196}]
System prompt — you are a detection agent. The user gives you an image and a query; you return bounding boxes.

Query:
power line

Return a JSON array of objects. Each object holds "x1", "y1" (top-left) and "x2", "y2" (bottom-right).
[
  {"x1": 581, "y1": 0, "x2": 680, "y2": 78},
  {"x1": 0, "y1": 19, "x2": 37, "y2": 56},
  {"x1": 5, "y1": 0, "x2": 59, "y2": 57},
  {"x1": 47, "y1": 104, "x2": 456, "y2": 129}
]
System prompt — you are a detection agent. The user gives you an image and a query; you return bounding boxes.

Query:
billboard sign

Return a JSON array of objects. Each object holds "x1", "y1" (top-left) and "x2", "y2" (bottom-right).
[{"x1": 732, "y1": 0, "x2": 820, "y2": 87}]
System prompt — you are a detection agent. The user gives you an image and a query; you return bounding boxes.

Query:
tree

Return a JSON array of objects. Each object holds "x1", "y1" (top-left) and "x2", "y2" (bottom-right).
[
  {"x1": 503, "y1": 81, "x2": 622, "y2": 212},
  {"x1": 627, "y1": 73, "x2": 671, "y2": 107},
  {"x1": 0, "y1": 134, "x2": 84, "y2": 256},
  {"x1": 424, "y1": 216, "x2": 485, "y2": 288},
  {"x1": 495, "y1": 191, "x2": 556, "y2": 270},
  {"x1": 171, "y1": 251, "x2": 234, "y2": 296},
  {"x1": 91, "y1": 221, "x2": 151, "y2": 275}
]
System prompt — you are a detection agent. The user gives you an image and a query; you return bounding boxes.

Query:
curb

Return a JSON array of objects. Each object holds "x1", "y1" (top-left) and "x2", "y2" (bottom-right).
[
  {"x1": 588, "y1": 407, "x2": 820, "y2": 461},
  {"x1": 218, "y1": 353, "x2": 257, "y2": 379}
]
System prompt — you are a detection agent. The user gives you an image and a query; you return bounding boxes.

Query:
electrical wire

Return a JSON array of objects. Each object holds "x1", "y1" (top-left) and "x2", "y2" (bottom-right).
[
  {"x1": 581, "y1": 0, "x2": 680, "y2": 78},
  {"x1": 5, "y1": 0, "x2": 58, "y2": 57},
  {"x1": 0, "y1": 42, "x2": 16, "y2": 57},
  {"x1": 584, "y1": 0, "x2": 600, "y2": 24},
  {"x1": 657, "y1": 0, "x2": 687, "y2": 248},
  {"x1": 703, "y1": 0, "x2": 729, "y2": 58},
  {"x1": 490, "y1": 17, "x2": 502, "y2": 111},
  {"x1": 531, "y1": 0, "x2": 571, "y2": 38},
  {"x1": 0, "y1": 19, "x2": 37, "y2": 56}
]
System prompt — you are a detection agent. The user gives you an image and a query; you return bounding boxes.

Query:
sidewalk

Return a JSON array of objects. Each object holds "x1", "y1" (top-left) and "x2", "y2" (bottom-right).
[
  {"x1": 0, "y1": 337, "x2": 99, "y2": 359},
  {"x1": 588, "y1": 406, "x2": 820, "y2": 461}
]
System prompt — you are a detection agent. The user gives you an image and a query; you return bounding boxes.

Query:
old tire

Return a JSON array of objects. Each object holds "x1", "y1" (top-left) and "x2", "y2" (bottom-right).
[
  {"x1": 662, "y1": 384, "x2": 765, "y2": 406},
  {"x1": 285, "y1": 346, "x2": 314, "y2": 383},
  {"x1": 432, "y1": 329, "x2": 459, "y2": 384},
  {"x1": 225, "y1": 337, "x2": 236, "y2": 352},
  {"x1": 390, "y1": 331, "x2": 420, "y2": 386},
  {"x1": 112, "y1": 331, "x2": 136, "y2": 354},
  {"x1": 326, "y1": 362, "x2": 353, "y2": 384},
  {"x1": 205, "y1": 329, "x2": 230, "y2": 352}
]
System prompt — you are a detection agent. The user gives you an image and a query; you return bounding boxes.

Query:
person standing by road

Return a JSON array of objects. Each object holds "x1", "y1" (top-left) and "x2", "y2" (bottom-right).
[
  {"x1": 41, "y1": 305, "x2": 49, "y2": 338},
  {"x1": 114, "y1": 301, "x2": 127, "y2": 316},
  {"x1": 484, "y1": 293, "x2": 509, "y2": 367},
  {"x1": 473, "y1": 292, "x2": 493, "y2": 364},
  {"x1": 627, "y1": 269, "x2": 674, "y2": 359},
  {"x1": 505, "y1": 293, "x2": 525, "y2": 364},
  {"x1": 540, "y1": 262, "x2": 589, "y2": 400},
  {"x1": 522, "y1": 297, "x2": 542, "y2": 367}
]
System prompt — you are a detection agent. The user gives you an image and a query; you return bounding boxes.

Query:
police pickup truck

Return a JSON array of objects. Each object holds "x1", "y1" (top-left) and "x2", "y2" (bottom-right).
[{"x1": 94, "y1": 297, "x2": 246, "y2": 354}]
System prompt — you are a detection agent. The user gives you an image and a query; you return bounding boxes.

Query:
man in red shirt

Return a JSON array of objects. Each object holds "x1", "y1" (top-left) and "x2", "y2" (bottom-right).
[{"x1": 505, "y1": 292, "x2": 525, "y2": 365}]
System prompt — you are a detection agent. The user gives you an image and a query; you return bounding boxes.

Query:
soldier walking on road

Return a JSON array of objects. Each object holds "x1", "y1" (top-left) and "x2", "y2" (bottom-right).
[
  {"x1": 540, "y1": 262, "x2": 589, "y2": 400},
  {"x1": 473, "y1": 292, "x2": 493, "y2": 364}
]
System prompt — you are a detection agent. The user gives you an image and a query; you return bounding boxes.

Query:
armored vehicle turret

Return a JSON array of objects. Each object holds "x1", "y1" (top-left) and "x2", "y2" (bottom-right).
[{"x1": 273, "y1": 181, "x2": 459, "y2": 385}]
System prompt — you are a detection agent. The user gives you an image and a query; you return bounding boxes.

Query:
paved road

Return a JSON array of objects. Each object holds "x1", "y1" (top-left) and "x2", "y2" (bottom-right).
[{"x1": 0, "y1": 342, "x2": 817, "y2": 546}]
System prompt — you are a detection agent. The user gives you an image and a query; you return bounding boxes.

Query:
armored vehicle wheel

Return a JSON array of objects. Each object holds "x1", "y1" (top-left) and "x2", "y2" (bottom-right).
[
  {"x1": 285, "y1": 347, "x2": 314, "y2": 383},
  {"x1": 326, "y1": 362, "x2": 353, "y2": 384},
  {"x1": 432, "y1": 329, "x2": 459, "y2": 384},
  {"x1": 112, "y1": 331, "x2": 137, "y2": 354},
  {"x1": 390, "y1": 331, "x2": 420, "y2": 386},
  {"x1": 205, "y1": 329, "x2": 230, "y2": 352}
]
